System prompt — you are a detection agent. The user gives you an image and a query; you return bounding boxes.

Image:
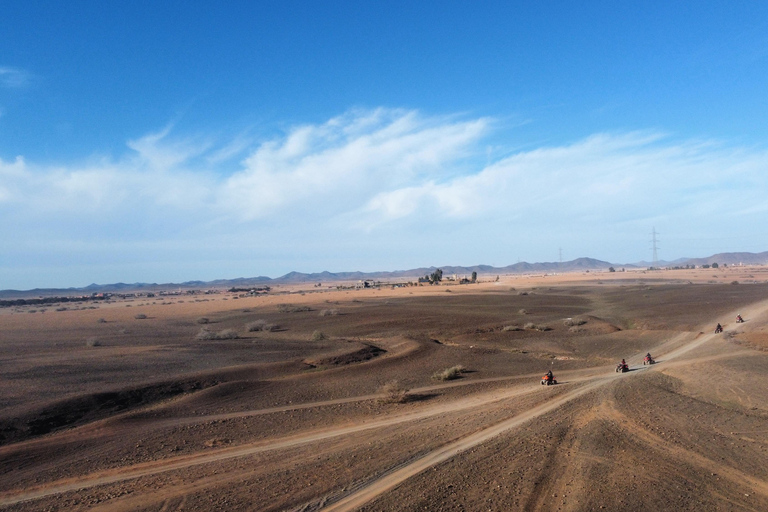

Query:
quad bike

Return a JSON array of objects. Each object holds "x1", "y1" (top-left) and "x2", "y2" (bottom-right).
[
  {"x1": 616, "y1": 363, "x2": 629, "y2": 373},
  {"x1": 541, "y1": 374, "x2": 557, "y2": 385},
  {"x1": 714, "y1": 325, "x2": 723, "y2": 334},
  {"x1": 736, "y1": 315, "x2": 745, "y2": 323},
  {"x1": 643, "y1": 356, "x2": 655, "y2": 365}
]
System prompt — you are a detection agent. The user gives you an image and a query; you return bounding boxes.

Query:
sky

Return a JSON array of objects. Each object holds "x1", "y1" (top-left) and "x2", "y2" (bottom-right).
[{"x1": 2, "y1": 1, "x2": 768, "y2": 289}]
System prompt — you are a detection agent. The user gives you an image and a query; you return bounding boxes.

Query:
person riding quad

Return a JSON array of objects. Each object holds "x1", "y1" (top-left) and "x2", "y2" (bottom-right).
[
  {"x1": 616, "y1": 358, "x2": 629, "y2": 372},
  {"x1": 715, "y1": 323, "x2": 723, "y2": 333},
  {"x1": 644, "y1": 352, "x2": 655, "y2": 365},
  {"x1": 737, "y1": 314, "x2": 744, "y2": 323},
  {"x1": 541, "y1": 370, "x2": 556, "y2": 385}
]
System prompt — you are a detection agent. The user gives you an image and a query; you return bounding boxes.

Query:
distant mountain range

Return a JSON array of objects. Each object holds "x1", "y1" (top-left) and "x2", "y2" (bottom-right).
[{"x1": 2, "y1": 251, "x2": 767, "y2": 298}]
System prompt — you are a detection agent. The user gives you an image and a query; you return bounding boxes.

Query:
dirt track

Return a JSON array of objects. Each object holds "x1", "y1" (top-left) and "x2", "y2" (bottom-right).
[{"x1": 2, "y1": 271, "x2": 768, "y2": 511}]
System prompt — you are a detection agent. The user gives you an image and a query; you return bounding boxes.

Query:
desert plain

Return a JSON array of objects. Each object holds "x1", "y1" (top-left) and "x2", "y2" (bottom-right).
[{"x1": 2, "y1": 267, "x2": 768, "y2": 511}]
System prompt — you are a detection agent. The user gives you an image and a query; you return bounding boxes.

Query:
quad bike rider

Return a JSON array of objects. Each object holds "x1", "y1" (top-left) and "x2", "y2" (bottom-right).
[
  {"x1": 715, "y1": 323, "x2": 723, "y2": 334},
  {"x1": 737, "y1": 314, "x2": 745, "y2": 323},
  {"x1": 643, "y1": 353, "x2": 655, "y2": 365},
  {"x1": 541, "y1": 370, "x2": 557, "y2": 385},
  {"x1": 616, "y1": 358, "x2": 629, "y2": 373}
]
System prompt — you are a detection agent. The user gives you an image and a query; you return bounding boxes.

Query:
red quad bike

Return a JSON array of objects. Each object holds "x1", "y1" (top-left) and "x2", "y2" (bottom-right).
[
  {"x1": 643, "y1": 355, "x2": 655, "y2": 365},
  {"x1": 715, "y1": 325, "x2": 723, "y2": 334},
  {"x1": 541, "y1": 374, "x2": 557, "y2": 386},
  {"x1": 736, "y1": 315, "x2": 745, "y2": 323},
  {"x1": 616, "y1": 363, "x2": 629, "y2": 373}
]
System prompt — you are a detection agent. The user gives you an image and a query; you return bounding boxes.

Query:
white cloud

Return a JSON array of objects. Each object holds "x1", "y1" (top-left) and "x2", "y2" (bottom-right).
[
  {"x1": 0, "y1": 67, "x2": 30, "y2": 88},
  {"x1": 2, "y1": 108, "x2": 768, "y2": 289},
  {"x1": 358, "y1": 132, "x2": 768, "y2": 230},
  {"x1": 218, "y1": 109, "x2": 489, "y2": 219}
]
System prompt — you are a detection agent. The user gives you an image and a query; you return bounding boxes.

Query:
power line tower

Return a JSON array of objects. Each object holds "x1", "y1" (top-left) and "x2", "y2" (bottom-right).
[{"x1": 650, "y1": 227, "x2": 660, "y2": 266}]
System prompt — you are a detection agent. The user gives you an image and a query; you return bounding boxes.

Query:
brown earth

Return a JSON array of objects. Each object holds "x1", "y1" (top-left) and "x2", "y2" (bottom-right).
[{"x1": 1, "y1": 267, "x2": 768, "y2": 511}]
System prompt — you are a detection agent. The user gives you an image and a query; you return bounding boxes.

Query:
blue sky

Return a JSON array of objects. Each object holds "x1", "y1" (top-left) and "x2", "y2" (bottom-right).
[{"x1": 2, "y1": 2, "x2": 768, "y2": 289}]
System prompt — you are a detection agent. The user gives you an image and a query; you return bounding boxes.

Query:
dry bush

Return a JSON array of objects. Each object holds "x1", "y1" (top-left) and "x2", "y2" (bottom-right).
[
  {"x1": 196, "y1": 328, "x2": 239, "y2": 341},
  {"x1": 97, "y1": 318, "x2": 107, "y2": 323},
  {"x1": 563, "y1": 318, "x2": 586, "y2": 327},
  {"x1": 518, "y1": 291, "x2": 528, "y2": 296},
  {"x1": 311, "y1": 330, "x2": 327, "y2": 341},
  {"x1": 379, "y1": 380, "x2": 410, "y2": 404},
  {"x1": 518, "y1": 308, "x2": 528, "y2": 315},
  {"x1": 503, "y1": 325, "x2": 523, "y2": 331},
  {"x1": 85, "y1": 337, "x2": 101, "y2": 347},
  {"x1": 217, "y1": 328, "x2": 239, "y2": 339},
  {"x1": 196, "y1": 329, "x2": 215, "y2": 340},
  {"x1": 246, "y1": 319, "x2": 267, "y2": 331},
  {"x1": 731, "y1": 281, "x2": 739, "y2": 285},
  {"x1": 278, "y1": 304, "x2": 311, "y2": 313},
  {"x1": 134, "y1": 313, "x2": 148, "y2": 320},
  {"x1": 56, "y1": 307, "x2": 68, "y2": 312},
  {"x1": 196, "y1": 317, "x2": 210, "y2": 324},
  {"x1": 524, "y1": 322, "x2": 551, "y2": 331},
  {"x1": 319, "y1": 309, "x2": 339, "y2": 317},
  {"x1": 432, "y1": 365, "x2": 467, "y2": 381}
]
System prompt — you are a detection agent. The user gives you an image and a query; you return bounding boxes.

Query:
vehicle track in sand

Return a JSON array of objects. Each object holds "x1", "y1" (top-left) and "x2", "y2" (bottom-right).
[
  {"x1": 0, "y1": 378, "x2": 590, "y2": 506},
  {"x1": 2, "y1": 300, "x2": 767, "y2": 509},
  {"x1": 308, "y1": 301, "x2": 768, "y2": 511}
]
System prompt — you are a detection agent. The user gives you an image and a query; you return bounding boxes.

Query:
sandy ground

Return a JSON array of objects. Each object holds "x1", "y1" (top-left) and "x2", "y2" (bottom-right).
[{"x1": 1, "y1": 266, "x2": 768, "y2": 511}]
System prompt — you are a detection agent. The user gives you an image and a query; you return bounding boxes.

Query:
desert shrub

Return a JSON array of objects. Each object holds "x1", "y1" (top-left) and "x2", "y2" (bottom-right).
[
  {"x1": 524, "y1": 322, "x2": 551, "y2": 331},
  {"x1": 518, "y1": 308, "x2": 528, "y2": 315},
  {"x1": 379, "y1": 380, "x2": 410, "y2": 404},
  {"x1": 432, "y1": 365, "x2": 466, "y2": 381},
  {"x1": 85, "y1": 337, "x2": 101, "y2": 347},
  {"x1": 216, "y1": 328, "x2": 239, "y2": 339},
  {"x1": 278, "y1": 304, "x2": 311, "y2": 313},
  {"x1": 319, "y1": 309, "x2": 339, "y2": 317},
  {"x1": 56, "y1": 307, "x2": 68, "y2": 312},
  {"x1": 196, "y1": 317, "x2": 210, "y2": 324},
  {"x1": 134, "y1": 313, "x2": 148, "y2": 320},
  {"x1": 28, "y1": 309, "x2": 37, "y2": 313},
  {"x1": 263, "y1": 323, "x2": 278, "y2": 332},
  {"x1": 503, "y1": 325, "x2": 523, "y2": 331},
  {"x1": 97, "y1": 318, "x2": 107, "y2": 323},
  {"x1": 311, "y1": 330, "x2": 327, "y2": 341},
  {"x1": 246, "y1": 319, "x2": 267, "y2": 331},
  {"x1": 196, "y1": 328, "x2": 239, "y2": 340},
  {"x1": 518, "y1": 291, "x2": 528, "y2": 296},
  {"x1": 563, "y1": 318, "x2": 575, "y2": 327},
  {"x1": 196, "y1": 329, "x2": 215, "y2": 340},
  {"x1": 731, "y1": 281, "x2": 739, "y2": 285}
]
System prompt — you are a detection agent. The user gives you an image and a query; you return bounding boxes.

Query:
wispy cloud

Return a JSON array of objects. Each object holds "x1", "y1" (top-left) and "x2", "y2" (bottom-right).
[
  {"x1": 0, "y1": 67, "x2": 30, "y2": 88},
  {"x1": 2, "y1": 108, "x2": 768, "y2": 288}
]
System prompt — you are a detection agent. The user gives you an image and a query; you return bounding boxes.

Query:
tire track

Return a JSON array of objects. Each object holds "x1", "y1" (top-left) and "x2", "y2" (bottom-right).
[
  {"x1": 311, "y1": 301, "x2": 768, "y2": 511},
  {"x1": 5, "y1": 300, "x2": 768, "y2": 509},
  {"x1": 0, "y1": 378, "x2": 578, "y2": 507}
]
